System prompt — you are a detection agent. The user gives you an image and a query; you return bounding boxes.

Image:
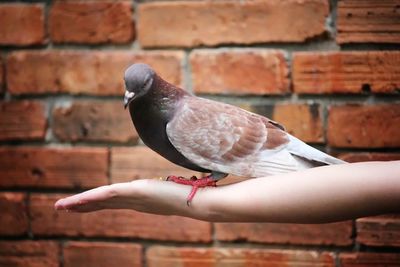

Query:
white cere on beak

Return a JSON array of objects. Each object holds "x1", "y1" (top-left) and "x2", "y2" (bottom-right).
[{"x1": 125, "y1": 91, "x2": 135, "y2": 99}]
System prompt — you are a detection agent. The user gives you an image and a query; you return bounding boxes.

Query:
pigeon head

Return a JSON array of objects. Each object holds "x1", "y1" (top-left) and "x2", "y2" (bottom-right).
[{"x1": 123, "y1": 63, "x2": 155, "y2": 108}]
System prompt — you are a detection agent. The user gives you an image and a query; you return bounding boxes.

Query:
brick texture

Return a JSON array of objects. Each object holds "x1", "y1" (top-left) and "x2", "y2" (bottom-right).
[
  {"x1": 356, "y1": 215, "x2": 400, "y2": 247},
  {"x1": 50, "y1": 1, "x2": 134, "y2": 44},
  {"x1": 111, "y1": 146, "x2": 200, "y2": 183},
  {"x1": 0, "y1": 192, "x2": 28, "y2": 236},
  {"x1": 190, "y1": 50, "x2": 289, "y2": 95},
  {"x1": 0, "y1": 147, "x2": 108, "y2": 188},
  {"x1": 339, "y1": 152, "x2": 400, "y2": 162},
  {"x1": 0, "y1": 101, "x2": 47, "y2": 141},
  {"x1": 339, "y1": 252, "x2": 400, "y2": 267},
  {"x1": 147, "y1": 246, "x2": 335, "y2": 267},
  {"x1": 273, "y1": 103, "x2": 324, "y2": 143},
  {"x1": 64, "y1": 242, "x2": 142, "y2": 267},
  {"x1": 0, "y1": 4, "x2": 46, "y2": 46},
  {"x1": 53, "y1": 101, "x2": 138, "y2": 143},
  {"x1": 337, "y1": 0, "x2": 400, "y2": 44},
  {"x1": 327, "y1": 104, "x2": 400, "y2": 148},
  {"x1": 6, "y1": 50, "x2": 183, "y2": 95},
  {"x1": 0, "y1": 241, "x2": 59, "y2": 267},
  {"x1": 138, "y1": 0, "x2": 329, "y2": 47},
  {"x1": 1, "y1": 0, "x2": 400, "y2": 263},
  {"x1": 215, "y1": 221, "x2": 353, "y2": 246},
  {"x1": 30, "y1": 193, "x2": 212, "y2": 242},
  {"x1": 293, "y1": 51, "x2": 400, "y2": 94}
]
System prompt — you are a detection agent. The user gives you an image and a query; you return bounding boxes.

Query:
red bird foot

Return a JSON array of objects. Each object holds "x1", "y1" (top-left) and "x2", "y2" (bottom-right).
[{"x1": 166, "y1": 175, "x2": 217, "y2": 206}]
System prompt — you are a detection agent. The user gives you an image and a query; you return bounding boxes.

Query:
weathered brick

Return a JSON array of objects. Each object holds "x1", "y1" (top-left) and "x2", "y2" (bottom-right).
[
  {"x1": 0, "y1": 241, "x2": 59, "y2": 267},
  {"x1": 0, "y1": 192, "x2": 28, "y2": 236},
  {"x1": 215, "y1": 221, "x2": 353, "y2": 246},
  {"x1": 138, "y1": 0, "x2": 329, "y2": 47},
  {"x1": 337, "y1": 0, "x2": 400, "y2": 44},
  {"x1": 53, "y1": 101, "x2": 138, "y2": 143},
  {"x1": 0, "y1": 4, "x2": 46, "y2": 46},
  {"x1": 7, "y1": 50, "x2": 183, "y2": 95},
  {"x1": 0, "y1": 101, "x2": 47, "y2": 141},
  {"x1": 340, "y1": 252, "x2": 400, "y2": 266},
  {"x1": 356, "y1": 215, "x2": 400, "y2": 247},
  {"x1": 190, "y1": 50, "x2": 289, "y2": 95},
  {"x1": 293, "y1": 51, "x2": 400, "y2": 94},
  {"x1": 0, "y1": 147, "x2": 108, "y2": 188},
  {"x1": 31, "y1": 193, "x2": 211, "y2": 242},
  {"x1": 273, "y1": 103, "x2": 324, "y2": 143},
  {"x1": 339, "y1": 152, "x2": 400, "y2": 162},
  {"x1": 327, "y1": 104, "x2": 400, "y2": 148},
  {"x1": 64, "y1": 242, "x2": 142, "y2": 267},
  {"x1": 111, "y1": 146, "x2": 200, "y2": 183},
  {"x1": 147, "y1": 246, "x2": 335, "y2": 267},
  {"x1": 50, "y1": 2, "x2": 134, "y2": 44}
]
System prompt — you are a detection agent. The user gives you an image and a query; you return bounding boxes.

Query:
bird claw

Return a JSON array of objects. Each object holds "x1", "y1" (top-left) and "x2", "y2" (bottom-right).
[{"x1": 166, "y1": 175, "x2": 217, "y2": 206}]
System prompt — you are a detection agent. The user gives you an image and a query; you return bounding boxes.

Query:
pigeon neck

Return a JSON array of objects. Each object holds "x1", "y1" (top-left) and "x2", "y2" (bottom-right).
[
  {"x1": 130, "y1": 74, "x2": 188, "y2": 120},
  {"x1": 149, "y1": 74, "x2": 188, "y2": 101}
]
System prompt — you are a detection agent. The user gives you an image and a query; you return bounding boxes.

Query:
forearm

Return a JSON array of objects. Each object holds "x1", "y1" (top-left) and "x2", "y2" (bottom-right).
[
  {"x1": 55, "y1": 161, "x2": 400, "y2": 224},
  {"x1": 194, "y1": 161, "x2": 400, "y2": 223}
]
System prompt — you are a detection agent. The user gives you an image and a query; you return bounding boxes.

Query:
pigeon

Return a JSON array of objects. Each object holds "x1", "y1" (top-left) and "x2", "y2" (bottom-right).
[{"x1": 123, "y1": 63, "x2": 346, "y2": 205}]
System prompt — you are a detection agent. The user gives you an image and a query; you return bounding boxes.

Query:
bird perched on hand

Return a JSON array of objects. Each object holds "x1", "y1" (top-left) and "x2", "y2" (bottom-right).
[{"x1": 123, "y1": 63, "x2": 345, "y2": 205}]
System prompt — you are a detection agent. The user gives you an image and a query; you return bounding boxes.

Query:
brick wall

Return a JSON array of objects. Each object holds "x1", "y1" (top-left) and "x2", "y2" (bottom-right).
[{"x1": 1, "y1": 0, "x2": 400, "y2": 266}]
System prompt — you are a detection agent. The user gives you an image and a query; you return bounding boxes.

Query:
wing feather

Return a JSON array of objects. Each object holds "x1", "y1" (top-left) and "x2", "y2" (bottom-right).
[{"x1": 166, "y1": 97, "x2": 300, "y2": 177}]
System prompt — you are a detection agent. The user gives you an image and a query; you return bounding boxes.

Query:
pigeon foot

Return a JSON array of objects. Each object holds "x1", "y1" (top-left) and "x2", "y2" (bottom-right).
[{"x1": 166, "y1": 175, "x2": 217, "y2": 206}]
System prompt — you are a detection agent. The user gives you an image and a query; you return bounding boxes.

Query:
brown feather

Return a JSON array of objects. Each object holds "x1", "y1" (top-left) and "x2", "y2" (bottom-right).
[{"x1": 166, "y1": 96, "x2": 291, "y2": 177}]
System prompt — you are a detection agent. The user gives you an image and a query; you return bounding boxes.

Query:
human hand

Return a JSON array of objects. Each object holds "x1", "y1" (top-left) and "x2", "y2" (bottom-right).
[
  {"x1": 54, "y1": 178, "x2": 214, "y2": 220},
  {"x1": 55, "y1": 161, "x2": 400, "y2": 223}
]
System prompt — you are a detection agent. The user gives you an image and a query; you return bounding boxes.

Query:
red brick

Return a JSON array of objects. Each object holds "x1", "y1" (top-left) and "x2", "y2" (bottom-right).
[
  {"x1": 273, "y1": 103, "x2": 324, "y2": 143},
  {"x1": 340, "y1": 252, "x2": 400, "y2": 267},
  {"x1": 50, "y1": 2, "x2": 134, "y2": 44},
  {"x1": 111, "y1": 146, "x2": 200, "y2": 183},
  {"x1": 53, "y1": 101, "x2": 138, "y2": 143},
  {"x1": 327, "y1": 104, "x2": 400, "y2": 148},
  {"x1": 64, "y1": 242, "x2": 142, "y2": 267},
  {"x1": 0, "y1": 101, "x2": 47, "y2": 141},
  {"x1": 190, "y1": 50, "x2": 289, "y2": 95},
  {"x1": 0, "y1": 241, "x2": 59, "y2": 267},
  {"x1": 0, "y1": 4, "x2": 46, "y2": 46},
  {"x1": 0, "y1": 147, "x2": 108, "y2": 188},
  {"x1": 215, "y1": 221, "x2": 353, "y2": 246},
  {"x1": 339, "y1": 152, "x2": 400, "y2": 162},
  {"x1": 147, "y1": 246, "x2": 335, "y2": 267},
  {"x1": 0, "y1": 192, "x2": 28, "y2": 236},
  {"x1": 138, "y1": 1, "x2": 329, "y2": 47},
  {"x1": 30, "y1": 193, "x2": 211, "y2": 242},
  {"x1": 293, "y1": 51, "x2": 400, "y2": 94},
  {"x1": 6, "y1": 50, "x2": 183, "y2": 95},
  {"x1": 356, "y1": 215, "x2": 400, "y2": 247},
  {"x1": 337, "y1": 0, "x2": 400, "y2": 44}
]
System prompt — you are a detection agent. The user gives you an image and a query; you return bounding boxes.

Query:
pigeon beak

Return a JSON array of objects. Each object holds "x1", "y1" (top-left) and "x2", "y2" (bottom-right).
[{"x1": 124, "y1": 90, "x2": 135, "y2": 109}]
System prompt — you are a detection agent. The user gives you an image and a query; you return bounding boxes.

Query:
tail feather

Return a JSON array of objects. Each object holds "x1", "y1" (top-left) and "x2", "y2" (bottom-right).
[{"x1": 286, "y1": 134, "x2": 346, "y2": 166}]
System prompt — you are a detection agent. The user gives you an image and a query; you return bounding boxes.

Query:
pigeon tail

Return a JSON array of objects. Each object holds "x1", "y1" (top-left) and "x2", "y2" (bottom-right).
[{"x1": 286, "y1": 134, "x2": 346, "y2": 166}]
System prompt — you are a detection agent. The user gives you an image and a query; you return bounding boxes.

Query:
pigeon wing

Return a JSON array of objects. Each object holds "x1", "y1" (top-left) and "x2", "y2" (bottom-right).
[{"x1": 166, "y1": 97, "x2": 300, "y2": 177}]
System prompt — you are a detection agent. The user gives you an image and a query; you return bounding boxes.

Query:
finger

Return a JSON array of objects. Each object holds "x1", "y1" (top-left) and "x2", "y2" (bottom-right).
[{"x1": 54, "y1": 183, "x2": 124, "y2": 210}]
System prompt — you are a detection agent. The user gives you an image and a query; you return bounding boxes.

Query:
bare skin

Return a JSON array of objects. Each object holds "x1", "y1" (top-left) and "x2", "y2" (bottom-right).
[{"x1": 55, "y1": 161, "x2": 400, "y2": 223}]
